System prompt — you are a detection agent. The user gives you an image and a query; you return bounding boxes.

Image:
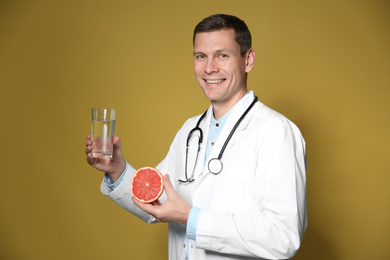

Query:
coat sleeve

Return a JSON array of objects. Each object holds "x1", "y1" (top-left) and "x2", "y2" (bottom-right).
[
  {"x1": 99, "y1": 118, "x2": 191, "y2": 224},
  {"x1": 195, "y1": 117, "x2": 307, "y2": 259},
  {"x1": 100, "y1": 162, "x2": 159, "y2": 224}
]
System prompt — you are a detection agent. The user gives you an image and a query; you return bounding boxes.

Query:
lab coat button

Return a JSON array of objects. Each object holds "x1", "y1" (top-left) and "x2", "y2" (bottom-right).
[
  {"x1": 183, "y1": 244, "x2": 186, "y2": 248},
  {"x1": 190, "y1": 244, "x2": 194, "y2": 249}
]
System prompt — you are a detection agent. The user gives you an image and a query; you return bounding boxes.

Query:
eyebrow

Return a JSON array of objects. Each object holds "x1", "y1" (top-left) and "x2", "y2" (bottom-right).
[{"x1": 193, "y1": 48, "x2": 231, "y2": 55}]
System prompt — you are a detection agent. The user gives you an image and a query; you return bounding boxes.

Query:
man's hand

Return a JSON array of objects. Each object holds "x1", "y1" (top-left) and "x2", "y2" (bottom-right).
[
  {"x1": 85, "y1": 134, "x2": 126, "y2": 182},
  {"x1": 132, "y1": 174, "x2": 192, "y2": 224}
]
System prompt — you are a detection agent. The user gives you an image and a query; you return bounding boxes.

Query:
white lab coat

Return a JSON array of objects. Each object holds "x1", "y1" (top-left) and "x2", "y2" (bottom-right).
[{"x1": 101, "y1": 91, "x2": 307, "y2": 260}]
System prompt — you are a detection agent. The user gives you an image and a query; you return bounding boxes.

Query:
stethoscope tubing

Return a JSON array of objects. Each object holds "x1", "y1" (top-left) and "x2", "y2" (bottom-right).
[
  {"x1": 178, "y1": 95, "x2": 258, "y2": 183},
  {"x1": 215, "y1": 96, "x2": 258, "y2": 162}
]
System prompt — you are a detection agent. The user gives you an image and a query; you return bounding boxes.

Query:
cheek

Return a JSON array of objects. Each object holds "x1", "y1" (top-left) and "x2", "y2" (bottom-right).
[
  {"x1": 193, "y1": 68, "x2": 204, "y2": 86},
  {"x1": 233, "y1": 64, "x2": 247, "y2": 79},
  {"x1": 193, "y1": 62, "x2": 202, "y2": 75}
]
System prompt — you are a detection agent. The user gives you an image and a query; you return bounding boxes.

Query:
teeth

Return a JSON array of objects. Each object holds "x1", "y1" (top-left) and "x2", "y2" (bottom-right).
[{"x1": 206, "y1": 79, "x2": 223, "y2": 84}]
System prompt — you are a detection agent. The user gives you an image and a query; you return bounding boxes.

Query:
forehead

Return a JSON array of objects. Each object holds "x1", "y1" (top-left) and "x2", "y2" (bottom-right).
[{"x1": 193, "y1": 29, "x2": 239, "y2": 52}]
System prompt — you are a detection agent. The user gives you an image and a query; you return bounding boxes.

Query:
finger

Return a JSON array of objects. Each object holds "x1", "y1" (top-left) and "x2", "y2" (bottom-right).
[
  {"x1": 132, "y1": 197, "x2": 157, "y2": 214},
  {"x1": 132, "y1": 196, "x2": 155, "y2": 208},
  {"x1": 150, "y1": 199, "x2": 161, "y2": 206},
  {"x1": 113, "y1": 136, "x2": 121, "y2": 145},
  {"x1": 85, "y1": 135, "x2": 93, "y2": 153},
  {"x1": 86, "y1": 152, "x2": 96, "y2": 165},
  {"x1": 163, "y1": 174, "x2": 173, "y2": 188},
  {"x1": 85, "y1": 138, "x2": 92, "y2": 147},
  {"x1": 162, "y1": 174, "x2": 176, "y2": 197},
  {"x1": 85, "y1": 139, "x2": 93, "y2": 155},
  {"x1": 85, "y1": 146, "x2": 91, "y2": 155}
]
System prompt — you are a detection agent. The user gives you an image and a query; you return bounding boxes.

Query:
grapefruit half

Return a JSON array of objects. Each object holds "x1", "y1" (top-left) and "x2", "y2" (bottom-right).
[{"x1": 131, "y1": 167, "x2": 164, "y2": 203}]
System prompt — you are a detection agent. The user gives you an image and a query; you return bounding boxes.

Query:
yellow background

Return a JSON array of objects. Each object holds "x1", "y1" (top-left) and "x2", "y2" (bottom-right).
[{"x1": 1, "y1": 0, "x2": 389, "y2": 259}]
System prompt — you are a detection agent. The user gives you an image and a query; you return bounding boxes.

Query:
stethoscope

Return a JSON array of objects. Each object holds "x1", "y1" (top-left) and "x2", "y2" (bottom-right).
[{"x1": 178, "y1": 95, "x2": 258, "y2": 183}]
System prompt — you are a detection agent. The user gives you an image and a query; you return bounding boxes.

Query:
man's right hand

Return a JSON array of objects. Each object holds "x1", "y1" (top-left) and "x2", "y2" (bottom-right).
[{"x1": 85, "y1": 134, "x2": 126, "y2": 182}]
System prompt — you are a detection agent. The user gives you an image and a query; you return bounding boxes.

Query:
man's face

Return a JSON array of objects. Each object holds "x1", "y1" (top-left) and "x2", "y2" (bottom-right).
[{"x1": 193, "y1": 29, "x2": 255, "y2": 109}]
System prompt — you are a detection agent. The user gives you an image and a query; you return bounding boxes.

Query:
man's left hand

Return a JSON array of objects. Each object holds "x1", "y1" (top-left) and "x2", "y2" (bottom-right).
[{"x1": 132, "y1": 174, "x2": 192, "y2": 224}]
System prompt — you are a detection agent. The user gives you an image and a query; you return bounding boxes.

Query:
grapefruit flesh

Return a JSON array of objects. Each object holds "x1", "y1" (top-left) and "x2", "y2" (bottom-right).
[{"x1": 131, "y1": 167, "x2": 164, "y2": 203}]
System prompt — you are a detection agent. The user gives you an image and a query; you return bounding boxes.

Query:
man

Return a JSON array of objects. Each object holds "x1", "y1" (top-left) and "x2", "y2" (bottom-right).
[{"x1": 85, "y1": 14, "x2": 307, "y2": 259}]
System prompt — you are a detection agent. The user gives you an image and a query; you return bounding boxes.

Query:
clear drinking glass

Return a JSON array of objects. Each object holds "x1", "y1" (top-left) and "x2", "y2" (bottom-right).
[{"x1": 91, "y1": 108, "x2": 116, "y2": 158}]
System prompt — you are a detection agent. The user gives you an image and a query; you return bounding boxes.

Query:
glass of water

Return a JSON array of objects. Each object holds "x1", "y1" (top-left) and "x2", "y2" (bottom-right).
[{"x1": 91, "y1": 108, "x2": 116, "y2": 158}]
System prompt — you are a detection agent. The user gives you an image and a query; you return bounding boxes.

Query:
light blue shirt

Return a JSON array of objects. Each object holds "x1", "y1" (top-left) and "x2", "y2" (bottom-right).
[
  {"x1": 204, "y1": 110, "x2": 232, "y2": 163},
  {"x1": 104, "y1": 164, "x2": 127, "y2": 190},
  {"x1": 186, "y1": 110, "x2": 232, "y2": 240}
]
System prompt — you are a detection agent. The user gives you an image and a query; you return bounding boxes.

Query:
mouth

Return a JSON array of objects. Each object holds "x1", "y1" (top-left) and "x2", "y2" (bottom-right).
[{"x1": 204, "y1": 79, "x2": 226, "y2": 84}]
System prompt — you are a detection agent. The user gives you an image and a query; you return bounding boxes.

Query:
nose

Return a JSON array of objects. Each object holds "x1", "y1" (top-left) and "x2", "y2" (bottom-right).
[{"x1": 205, "y1": 58, "x2": 218, "y2": 74}]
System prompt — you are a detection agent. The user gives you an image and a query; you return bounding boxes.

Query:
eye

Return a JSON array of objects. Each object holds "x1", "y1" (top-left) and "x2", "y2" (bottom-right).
[
  {"x1": 218, "y1": 53, "x2": 229, "y2": 60},
  {"x1": 195, "y1": 54, "x2": 206, "y2": 60}
]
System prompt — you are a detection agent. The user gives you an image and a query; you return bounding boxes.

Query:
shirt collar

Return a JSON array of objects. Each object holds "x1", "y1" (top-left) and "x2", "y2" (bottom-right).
[{"x1": 211, "y1": 108, "x2": 232, "y2": 128}]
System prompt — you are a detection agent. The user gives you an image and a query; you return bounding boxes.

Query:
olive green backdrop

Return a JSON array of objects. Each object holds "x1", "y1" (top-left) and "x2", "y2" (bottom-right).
[{"x1": 1, "y1": 0, "x2": 389, "y2": 259}]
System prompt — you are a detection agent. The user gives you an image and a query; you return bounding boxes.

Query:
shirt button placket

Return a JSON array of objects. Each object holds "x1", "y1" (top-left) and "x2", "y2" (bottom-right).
[{"x1": 188, "y1": 243, "x2": 195, "y2": 259}]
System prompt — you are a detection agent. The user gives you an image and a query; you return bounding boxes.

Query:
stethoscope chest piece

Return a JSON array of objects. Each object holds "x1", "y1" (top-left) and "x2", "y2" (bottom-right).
[{"x1": 208, "y1": 158, "x2": 223, "y2": 175}]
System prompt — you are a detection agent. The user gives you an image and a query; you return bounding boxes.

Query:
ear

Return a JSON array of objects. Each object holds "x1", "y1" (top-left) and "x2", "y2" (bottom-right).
[{"x1": 245, "y1": 48, "x2": 255, "y2": 73}]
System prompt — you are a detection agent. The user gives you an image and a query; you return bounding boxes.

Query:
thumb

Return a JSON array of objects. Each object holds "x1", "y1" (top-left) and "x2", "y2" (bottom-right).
[
  {"x1": 112, "y1": 136, "x2": 123, "y2": 157},
  {"x1": 113, "y1": 136, "x2": 121, "y2": 146},
  {"x1": 163, "y1": 174, "x2": 176, "y2": 196}
]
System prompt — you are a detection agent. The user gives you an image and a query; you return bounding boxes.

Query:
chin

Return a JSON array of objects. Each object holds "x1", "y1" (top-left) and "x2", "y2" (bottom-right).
[{"x1": 201, "y1": 89, "x2": 220, "y2": 102}]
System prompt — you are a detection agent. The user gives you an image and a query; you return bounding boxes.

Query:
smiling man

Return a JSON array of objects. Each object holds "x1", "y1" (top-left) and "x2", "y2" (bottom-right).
[
  {"x1": 86, "y1": 14, "x2": 307, "y2": 260},
  {"x1": 193, "y1": 28, "x2": 255, "y2": 120}
]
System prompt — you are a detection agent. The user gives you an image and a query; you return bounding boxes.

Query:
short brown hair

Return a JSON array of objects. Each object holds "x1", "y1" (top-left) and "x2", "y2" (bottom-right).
[{"x1": 193, "y1": 14, "x2": 252, "y2": 56}]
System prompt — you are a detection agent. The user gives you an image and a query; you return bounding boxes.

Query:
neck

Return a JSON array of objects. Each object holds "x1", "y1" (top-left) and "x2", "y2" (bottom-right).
[{"x1": 212, "y1": 90, "x2": 247, "y2": 120}]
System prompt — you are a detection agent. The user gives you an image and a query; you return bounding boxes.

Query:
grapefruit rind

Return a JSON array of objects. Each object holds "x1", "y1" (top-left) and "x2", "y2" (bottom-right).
[{"x1": 131, "y1": 167, "x2": 164, "y2": 203}]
